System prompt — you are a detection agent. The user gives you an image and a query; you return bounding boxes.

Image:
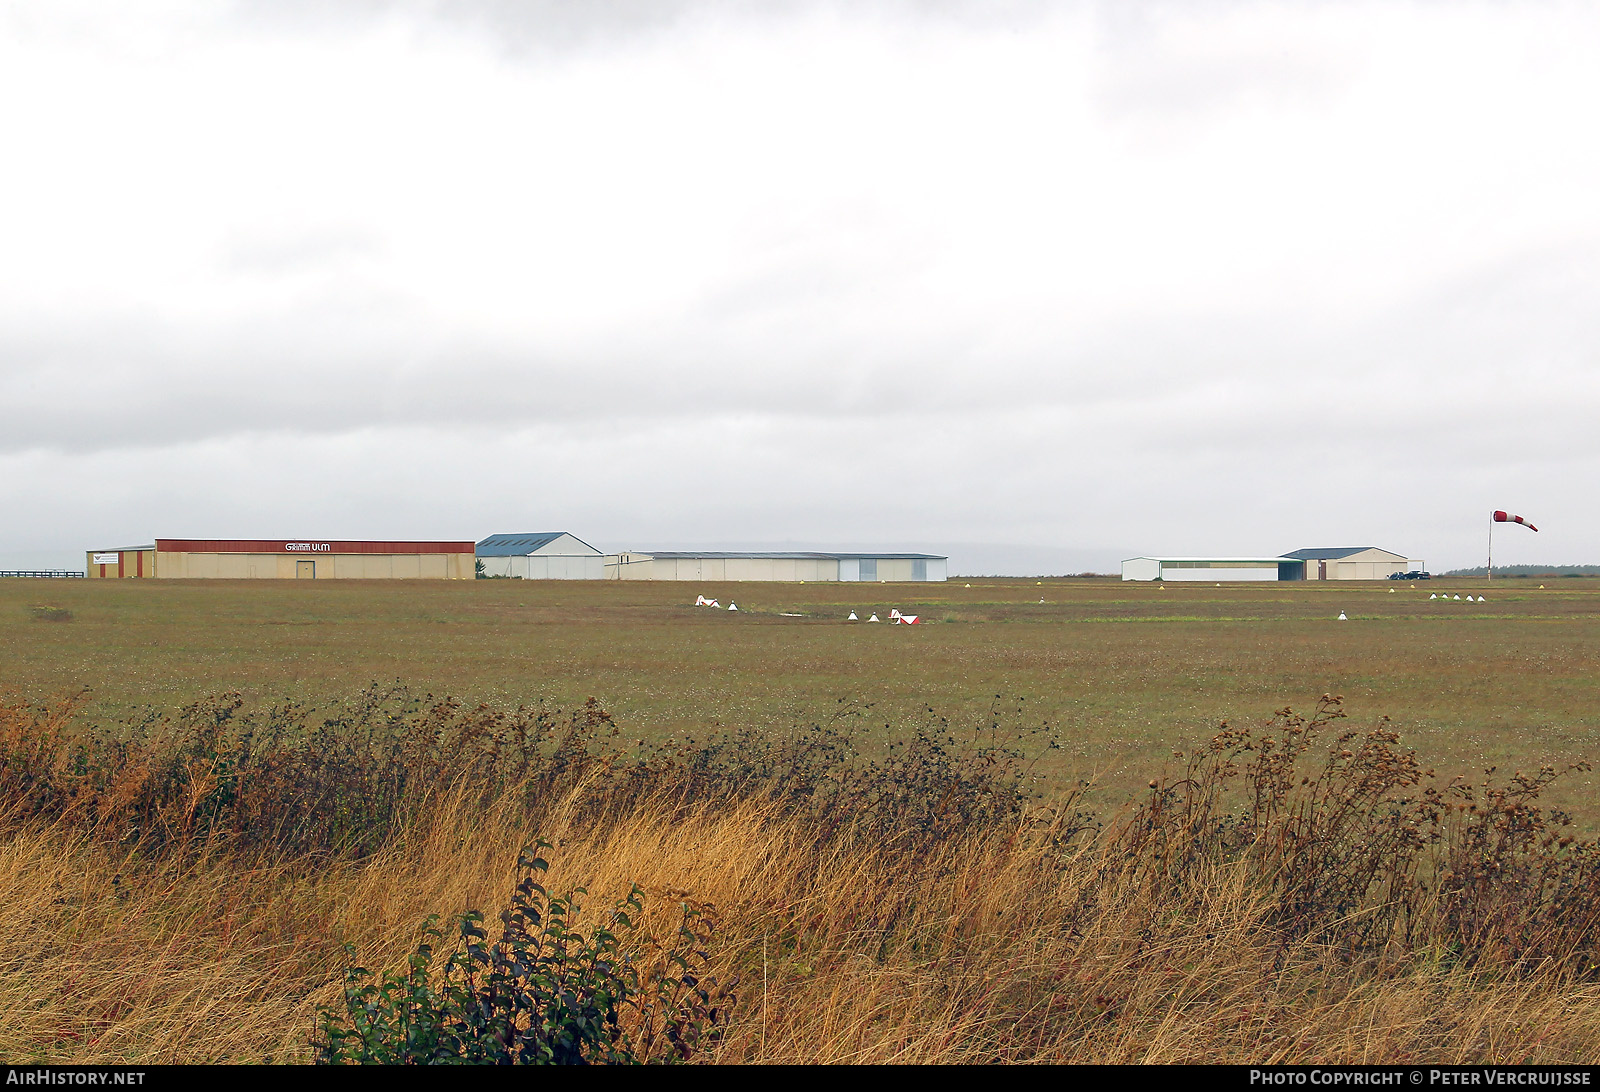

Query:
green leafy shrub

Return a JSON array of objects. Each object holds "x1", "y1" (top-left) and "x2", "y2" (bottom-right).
[{"x1": 315, "y1": 843, "x2": 733, "y2": 1064}]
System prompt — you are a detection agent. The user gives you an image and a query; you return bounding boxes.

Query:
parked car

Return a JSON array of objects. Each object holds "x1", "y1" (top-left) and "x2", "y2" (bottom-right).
[{"x1": 1388, "y1": 570, "x2": 1431, "y2": 580}]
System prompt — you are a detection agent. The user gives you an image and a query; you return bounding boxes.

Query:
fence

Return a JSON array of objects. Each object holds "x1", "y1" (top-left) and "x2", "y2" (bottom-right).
[{"x1": 0, "y1": 570, "x2": 85, "y2": 579}]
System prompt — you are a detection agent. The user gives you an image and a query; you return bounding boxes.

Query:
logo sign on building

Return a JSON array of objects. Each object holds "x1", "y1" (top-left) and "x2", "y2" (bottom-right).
[
  {"x1": 92, "y1": 553, "x2": 119, "y2": 565},
  {"x1": 285, "y1": 543, "x2": 332, "y2": 552}
]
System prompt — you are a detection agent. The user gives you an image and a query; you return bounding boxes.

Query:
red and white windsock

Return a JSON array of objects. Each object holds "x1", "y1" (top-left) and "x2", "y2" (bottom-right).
[{"x1": 1493, "y1": 511, "x2": 1539, "y2": 532}]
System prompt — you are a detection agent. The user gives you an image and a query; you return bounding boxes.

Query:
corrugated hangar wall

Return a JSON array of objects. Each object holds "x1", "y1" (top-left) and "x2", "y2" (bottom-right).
[
  {"x1": 85, "y1": 547, "x2": 155, "y2": 578},
  {"x1": 601, "y1": 552, "x2": 948, "y2": 582},
  {"x1": 88, "y1": 540, "x2": 476, "y2": 579}
]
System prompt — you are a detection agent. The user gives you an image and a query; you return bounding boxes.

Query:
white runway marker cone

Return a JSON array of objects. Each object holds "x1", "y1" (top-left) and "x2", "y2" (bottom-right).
[
  {"x1": 1430, "y1": 593, "x2": 1438, "y2": 599},
  {"x1": 867, "y1": 613, "x2": 880, "y2": 622},
  {"x1": 1338, "y1": 612, "x2": 1347, "y2": 620},
  {"x1": 1453, "y1": 594, "x2": 1461, "y2": 600},
  {"x1": 728, "y1": 602, "x2": 738, "y2": 611},
  {"x1": 847, "y1": 611, "x2": 858, "y2": 620},
  {"x1": 1477, "y1": 595, "x2": 1486, "y2": 602}
]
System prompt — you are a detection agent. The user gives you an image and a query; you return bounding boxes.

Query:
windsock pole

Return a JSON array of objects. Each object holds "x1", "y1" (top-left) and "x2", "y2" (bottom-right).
[{"x1": 1488, "y1": 515, "x2": 1493, "y2": 583}]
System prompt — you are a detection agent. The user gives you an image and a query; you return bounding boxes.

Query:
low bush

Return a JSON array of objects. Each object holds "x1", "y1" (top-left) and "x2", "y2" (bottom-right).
[
  {"x1": 315, "y1": 842, "x2": 732, "y2": 1064},
  {"x1": 1111, "y1": 696, "x2": 1600, "y2": 971},
  {"x1": 0, "y1": 688, "x2": 1052, "y2": 861}
]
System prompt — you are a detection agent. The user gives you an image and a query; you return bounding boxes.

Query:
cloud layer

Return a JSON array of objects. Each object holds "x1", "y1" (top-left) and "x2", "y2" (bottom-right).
[{"x1": 2, "y1": 1, "x2": 1595, "y2": 571}]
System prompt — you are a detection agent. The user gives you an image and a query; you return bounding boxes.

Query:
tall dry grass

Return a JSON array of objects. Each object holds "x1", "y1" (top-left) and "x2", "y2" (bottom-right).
[{"x1": 3, "y1": 689, "x2": 1600, "y2": 1063}]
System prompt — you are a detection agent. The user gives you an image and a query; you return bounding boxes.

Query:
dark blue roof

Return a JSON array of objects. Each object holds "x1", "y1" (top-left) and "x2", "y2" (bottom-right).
[
  {"x1": 1281, "y1": 547, "x2": 1392, "y2": 561},
  {"x1": 476, "y1": 532, "x2": 600, "y2": 557}
]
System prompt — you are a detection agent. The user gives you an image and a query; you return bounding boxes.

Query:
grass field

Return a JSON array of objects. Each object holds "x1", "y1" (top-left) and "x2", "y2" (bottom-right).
[
  {"x1": 7, "y1": 573, "x2": 1600, "y2": 1064},
  {"x1": 5, "y1": 574, "x2": 1600, "y2": 821}
]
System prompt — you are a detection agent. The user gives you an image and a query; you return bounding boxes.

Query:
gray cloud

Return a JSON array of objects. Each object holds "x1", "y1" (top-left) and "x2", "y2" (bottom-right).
[{"x1": 2, "y1": 0, "x2": 1597, "y2": 572}]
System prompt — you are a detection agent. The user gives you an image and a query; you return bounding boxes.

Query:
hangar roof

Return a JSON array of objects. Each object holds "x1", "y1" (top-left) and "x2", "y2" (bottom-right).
[
  {"x1": 476, "y1": 532, "x2": 602, "y2": 557},
  {"x1": 1281, "y1": 547, "x2": 1401, "y2": 561},
  {"x1": 638, "y1": 551, "x2": 947, "y2": 561},
  {"x1": 1124, "y1": 556, "x2": 1294, "y2": 564}
]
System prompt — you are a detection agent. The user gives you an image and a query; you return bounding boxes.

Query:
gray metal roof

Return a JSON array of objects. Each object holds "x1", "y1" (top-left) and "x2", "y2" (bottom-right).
[
  {"x1": 637, "y1": 551, "x2": 947, "y2": 561},
  {"x1": 476, "y1": 532, "x2": 600, "y2": 557},
  {"x1": 1125, "y1": 556, "x2": 1294, "y2": 564},
  {"x1": 1281, "y1": 547, "x2": 1394, "y2": 561}
]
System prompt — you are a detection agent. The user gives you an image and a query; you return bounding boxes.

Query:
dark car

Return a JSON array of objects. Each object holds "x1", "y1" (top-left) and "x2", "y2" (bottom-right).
[{"x1": 1389, "y1": 570, "x2": 1431, "y2": 580}]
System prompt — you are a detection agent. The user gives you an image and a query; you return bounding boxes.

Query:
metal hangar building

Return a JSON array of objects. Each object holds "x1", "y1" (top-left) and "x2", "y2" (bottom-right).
[
  {"x1": 475, "y1": 532, "x2": 605, "y2": 580},
  {"x1": 86, "y1": 539, "x2": 476, "y2": 579},
  {"x1": 1119, "y1": 556, "x2": 1303, "y2": 582},
  {"x1": 1280, "y1": 547, "x2": 1423, "y2": 580},
  {"x1": 604, "y1": 551, "x2": 949, "y2": 582},
  {"x1": 1121, "y1": 546, "x2": 1424, "y2": 581}
]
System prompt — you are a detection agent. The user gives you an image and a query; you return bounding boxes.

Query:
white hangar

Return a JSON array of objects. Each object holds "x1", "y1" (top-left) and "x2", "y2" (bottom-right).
[
  {"x1": 476, "y1": 532, "x2": 605, "y2": 580},
  {"x1": 1122, "y1": 546, "x2": 1425, "y2": 581},
  {"x1": 604, "y1": 551, "x2": 948, "y2": 582},
  {"x1": 1120, "y1": 556, "x2": 1303, "y2": 582},
  {"x1": 1280, "y1": 547, "x2": 1425, "y2": 581}
]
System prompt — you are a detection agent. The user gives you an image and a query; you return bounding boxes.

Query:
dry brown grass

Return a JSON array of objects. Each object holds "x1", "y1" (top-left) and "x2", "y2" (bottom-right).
[
  {"x1": 7, "y1": 783, "x2": 1600, "y2": 1064},
  {"x1": 7, "y1": 684, "x2": 1600, "y2": 1064}
]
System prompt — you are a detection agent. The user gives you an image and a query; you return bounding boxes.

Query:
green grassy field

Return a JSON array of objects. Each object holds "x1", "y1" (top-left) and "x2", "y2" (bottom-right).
[{"x1": 5, "y1": 574, "x2": 1600, "y2": 820}]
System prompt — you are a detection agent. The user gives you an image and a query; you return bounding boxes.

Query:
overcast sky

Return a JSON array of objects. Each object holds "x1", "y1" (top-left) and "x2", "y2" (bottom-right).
[{"x1": 2, "y1": 0, "x2": 1595, "y2": 573}]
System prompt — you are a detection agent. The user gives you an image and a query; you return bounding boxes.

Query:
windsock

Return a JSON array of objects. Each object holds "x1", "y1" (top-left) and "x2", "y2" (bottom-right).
[{"x1": 1493, "y1": 511, "x2": 1538, "y2": 532}]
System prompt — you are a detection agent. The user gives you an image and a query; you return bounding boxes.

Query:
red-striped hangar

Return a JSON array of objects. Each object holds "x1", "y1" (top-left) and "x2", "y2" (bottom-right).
[{"x1": 85, "y1": 539, "x2": 475, "y2": 580}]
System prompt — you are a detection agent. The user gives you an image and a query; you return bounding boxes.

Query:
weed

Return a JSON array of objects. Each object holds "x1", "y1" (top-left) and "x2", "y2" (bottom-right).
[
  {"x1": 315, "y1": 841, "x2": 732, "y2": 1064},
  {"x1": 1110, "y1": 696, "x2": 1600, "y2": 970}
]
